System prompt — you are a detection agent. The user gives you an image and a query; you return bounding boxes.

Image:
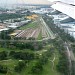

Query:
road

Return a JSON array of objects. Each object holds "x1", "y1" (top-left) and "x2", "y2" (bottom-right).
[
  {"x1": 64, "y1": 42, "x2": 75, "y2": 75},
  {"x1": 49, "y1": 53, "x2": 56, "y2": 71}
]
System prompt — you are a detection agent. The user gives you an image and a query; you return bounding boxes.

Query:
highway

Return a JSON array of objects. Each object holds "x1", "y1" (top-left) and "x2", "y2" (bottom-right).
[
  {"x1": 64, "y1": 42, "x2": 72, "y2": 75},
  {"x1": 64, "y1": 41, "x2": 75, "y2": 75}
]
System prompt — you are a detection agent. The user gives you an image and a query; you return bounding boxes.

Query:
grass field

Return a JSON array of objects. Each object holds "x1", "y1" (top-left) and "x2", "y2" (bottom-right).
[
  {"x1": 37, "y1": 30, "x2": 42, "y2": 40},
  {"x1": 19, "y1": 21, "x2": 38, "y2": 30}
]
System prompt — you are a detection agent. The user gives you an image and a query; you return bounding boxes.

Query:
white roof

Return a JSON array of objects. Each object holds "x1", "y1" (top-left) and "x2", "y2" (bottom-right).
[
  {"x1": 0, "y1": 28, "x2": 9, "y2": 32},
  {"x1": 8, "y1": 25, "x2": 18, "y2": 28}
]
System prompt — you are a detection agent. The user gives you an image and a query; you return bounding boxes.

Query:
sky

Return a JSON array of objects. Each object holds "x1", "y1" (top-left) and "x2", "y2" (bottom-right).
[
  {"x1": 1, "y1": 0, "x2": 74, "y2": 4},
  {"x1": 0, "y1": 0, "x2": 74, "y2": 5},
  {"x1": 0, "y1": 0, "x2": 58, "y2": 4}
]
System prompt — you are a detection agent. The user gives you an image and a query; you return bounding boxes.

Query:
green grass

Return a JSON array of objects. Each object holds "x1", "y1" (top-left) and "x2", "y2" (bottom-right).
[
  {"x1": 20, "y1": 60, "x2": 37, "y2": 75},
  {"x1": 0, "y1": 59, "x2": 19, "y2": 69},
  {"x1": 0, "y1": 73, "x2": 5, "y2": 75},
  {"x1": 0, "y1": 59, "x2": 19, "y2": 75},
  {"x1": 19, "y1": 21, "x2": 38, "y2": 30},
  {"x1": 37, "y1": 30, "x2": 42, "y2": 40},
  {"x1": 41, "y1": 49, "x2": 60, "y2": 75}
]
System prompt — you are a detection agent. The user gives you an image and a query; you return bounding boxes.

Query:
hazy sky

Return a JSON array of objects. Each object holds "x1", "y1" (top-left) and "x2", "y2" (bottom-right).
[{"x1": 0, "y1": 0, "x2": 58, "y2": 4}]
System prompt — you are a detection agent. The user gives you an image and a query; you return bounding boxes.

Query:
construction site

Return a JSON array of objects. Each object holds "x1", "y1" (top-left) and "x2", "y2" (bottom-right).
[{"x1": 10, "y1": 15, "x2": 55, "y2": 41}]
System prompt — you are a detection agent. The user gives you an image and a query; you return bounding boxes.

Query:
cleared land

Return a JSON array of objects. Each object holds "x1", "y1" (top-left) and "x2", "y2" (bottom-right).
[{"x1": 15, "y1": 28, "x2": 40, "y2": 39}]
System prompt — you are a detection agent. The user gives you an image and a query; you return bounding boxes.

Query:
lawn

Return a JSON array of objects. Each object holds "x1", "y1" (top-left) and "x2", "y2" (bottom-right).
[
  {"x1": 19, "y1": 21, "x2": 38, "y2": 30},
  {"x1": 37, "y1": 30, "x2": 42, "y2": 40}
]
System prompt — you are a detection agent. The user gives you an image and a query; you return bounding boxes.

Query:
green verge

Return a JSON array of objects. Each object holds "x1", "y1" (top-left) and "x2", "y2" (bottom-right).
[{"x1": 37, "y1": 30, "x2": 42, "y2": 40}]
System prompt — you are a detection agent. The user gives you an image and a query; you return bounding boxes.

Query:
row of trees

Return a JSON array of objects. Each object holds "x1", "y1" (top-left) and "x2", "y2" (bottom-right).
[
  {"x1": 52, "y1": 39, "x2": 70, "y2": 75},
  {"x1": 43, "y1": 15, "x2": 75, "y2": 42},
  {"x1": 0, "y1": 51, "x2": 34, "y2": 60},
  {"x1": 57, "y1": 53, "x2": 69, "y2": 75},
  {"x1": 12, "y1": 42, "x2": 43, "y2": 50},
  {"x1": 9, "y1": 51, "x2": 34, "y2": 60},
  {"x1": 0, "y1": 13, "x2": 24, "y2": 21},
  {"x1": 43, "y1": 15, "x2": 70, "y2": 75}
]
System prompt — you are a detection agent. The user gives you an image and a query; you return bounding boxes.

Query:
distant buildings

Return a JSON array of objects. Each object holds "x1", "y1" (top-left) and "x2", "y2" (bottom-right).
[{"x1": 31, "y1": 8, "x2": 52, "y2": 14}]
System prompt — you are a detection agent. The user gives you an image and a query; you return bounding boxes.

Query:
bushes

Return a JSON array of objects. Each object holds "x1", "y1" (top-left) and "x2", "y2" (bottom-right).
[
  {"x1": 15, "y1": 61, "x2": 27, "y2": 72},
  {"x1": 56, "y1": 53, "x2": 69, "y2": 75},
  {"x1": 0, "y1": 65, "x2": 7, "y2": 74},
  {"x1": 13, "y1": 42, "x2": 43, "y2": 50},
  {"x1": 9, "y1": 51, "x2": 34, "y2": 60},
  {"x1": 0, "y1": 51, "x2": 7, "y2": 60},
  {"x1": 51, "y1": 39, "x2": 70, "y2": 75},
  {"x1": 31, "y1": 47, "x2": 54, "y2": 74},
  {"x1": 31, "y1": 62, "x2": 43, "y2": 74}
]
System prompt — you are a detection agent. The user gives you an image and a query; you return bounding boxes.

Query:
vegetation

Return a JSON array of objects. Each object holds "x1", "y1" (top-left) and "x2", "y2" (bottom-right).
[
  {"x1": 12, "y1": 42, "x2": 43, "y2": 50},
  {"x1": 9, "y1": 51, "x2": 34, "y2": 60},
  {"x1": 31, "y1": 62, "x2": 43, "y2": 74},
  {"x1": 0, "y1": 65, "x2": 7, "y2": 74},
  {"x1": 19, "y1": 21, "x2": 38, "y2": 30},
  {"x1": 0, "y1": 15, "x2": 71, "y2": 75},
  {"x1": 43, "y1": 15, "x2": 75, "y2": 42},
  {"x1": 0, "y1": 13, "x2": 24, "y2": 21},
  {"x1": 15, "y1": 61, "x2": 27, "y2": 72},
  {"x1": 0, "y1": 39, "x2": 61, "y2": 75},
  {"x1": 37, "y1": 31, "x2": 42, "y2": 40},
  {"x1": 0, "y1": 29, "x2": 14, "y2": 40},
  {"x1": 0, "y1": 51, "x2": 7, "y2": 60},
  {"x1": 43, "y1": 15, "x2": 70, "y2": 75}
]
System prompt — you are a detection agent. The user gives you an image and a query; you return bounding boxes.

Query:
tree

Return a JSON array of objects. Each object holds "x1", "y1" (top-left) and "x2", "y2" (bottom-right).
[
  {"x1": 9, "y1": 51, "x2": 34, "y2": 60},
  {"x1": 31, "y1": 63, "x2": 43, "y2": 74},
  {"x1": 15, "y1": 61, "x2": 26, "y2": 72},
  {"x1": 0, "y1": 65, "x2": 7, "y2": 74},
  {"x1": 56, "y1": 53, "x2": 69, "y2": 75},
  {"x1": 0, "y1": 51, "x2": 7, "y2": 60}
]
